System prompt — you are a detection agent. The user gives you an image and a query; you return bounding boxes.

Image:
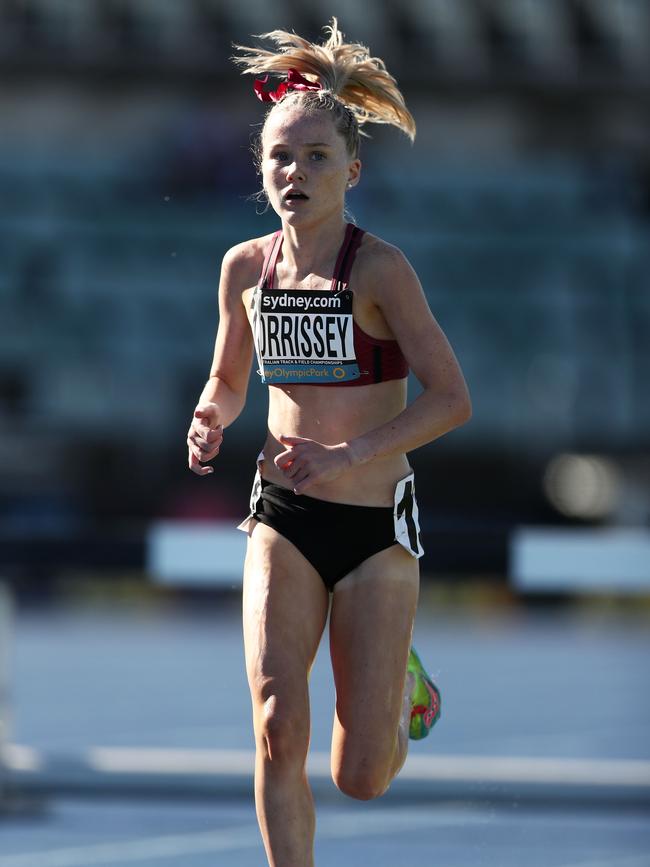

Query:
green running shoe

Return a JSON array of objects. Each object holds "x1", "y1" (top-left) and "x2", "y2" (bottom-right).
[{"x1": 408, "y1": 647, "x2": 441, "y2": 740}]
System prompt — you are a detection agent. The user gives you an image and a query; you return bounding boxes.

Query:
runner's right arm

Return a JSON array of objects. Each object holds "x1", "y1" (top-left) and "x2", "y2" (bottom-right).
[{"x1": 187, "y1": 243, "x2": 257, "y2": 475}]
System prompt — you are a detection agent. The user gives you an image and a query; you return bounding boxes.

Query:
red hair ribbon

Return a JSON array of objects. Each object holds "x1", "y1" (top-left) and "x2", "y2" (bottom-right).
[{"x1": 253, "y1": 68, "x2": 322, "y2": 103}]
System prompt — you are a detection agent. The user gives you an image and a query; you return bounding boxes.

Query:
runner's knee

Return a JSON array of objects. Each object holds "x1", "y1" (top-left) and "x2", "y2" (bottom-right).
[
  {"x1": 332, "y1": 762, "x2": 390, "y2": 801},
  {"x1": 256, "y1": 694, "x2": 309, "y2": 766}
]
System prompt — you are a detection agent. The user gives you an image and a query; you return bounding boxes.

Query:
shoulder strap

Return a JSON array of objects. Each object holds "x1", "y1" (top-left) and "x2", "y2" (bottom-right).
[
  {"x1": 331, "y1": 224, "x2": 365, "y2": 292},
  {"x1": 259, "y1": 224, "x2": 363, "y2": 292},
  {"x1": 257, "y1": 231, "x2": 283, "y2": 289}
]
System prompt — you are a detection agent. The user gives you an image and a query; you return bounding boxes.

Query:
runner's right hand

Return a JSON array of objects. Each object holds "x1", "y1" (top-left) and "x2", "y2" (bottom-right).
[{"x1": 187, "y1": 403, "x2": 223, "y2": 476}]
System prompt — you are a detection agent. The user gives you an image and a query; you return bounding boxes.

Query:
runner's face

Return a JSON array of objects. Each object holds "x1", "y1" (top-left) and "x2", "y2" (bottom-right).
[{"x1": 261, "y1": 106, "x2": 360, "y2": 225}]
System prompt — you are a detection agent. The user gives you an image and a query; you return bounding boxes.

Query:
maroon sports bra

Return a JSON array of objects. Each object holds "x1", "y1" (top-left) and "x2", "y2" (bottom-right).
[{"x1": 251, "y1": 223, "x2": 408, "y2": 387}]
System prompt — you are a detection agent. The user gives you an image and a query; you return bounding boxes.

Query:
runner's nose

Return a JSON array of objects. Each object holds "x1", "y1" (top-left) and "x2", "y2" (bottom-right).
[{"x1": 286, "y1": 162, "x2": 305, "y2": 182}]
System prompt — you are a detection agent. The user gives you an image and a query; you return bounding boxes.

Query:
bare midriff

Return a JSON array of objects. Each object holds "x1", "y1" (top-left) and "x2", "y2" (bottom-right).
[{"x1": 260, "y1": 378, "x2": 411, "y2": 507}]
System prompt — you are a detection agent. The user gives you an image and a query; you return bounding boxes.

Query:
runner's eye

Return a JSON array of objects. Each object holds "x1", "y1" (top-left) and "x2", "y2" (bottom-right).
[
  {"x1": 310, "y1": 151, "x2": 326, "y2": 161},
  {"x1": 272, "y1": 151, "x2": 289, "y2": 162}
]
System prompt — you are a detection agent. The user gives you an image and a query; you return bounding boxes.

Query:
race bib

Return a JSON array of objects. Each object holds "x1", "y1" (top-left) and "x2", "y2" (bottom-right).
[{"x1": 253, "y1": 288, "x2": 361, "y2": 384}]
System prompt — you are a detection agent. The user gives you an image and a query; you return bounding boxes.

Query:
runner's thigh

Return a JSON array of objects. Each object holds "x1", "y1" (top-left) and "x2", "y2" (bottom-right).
[
  {"x1": 243, "y1": 522, "x2": 329, "y2": 717},
  {"x1": 329, "y1": 544, "x2": 419, "y2": 768}
]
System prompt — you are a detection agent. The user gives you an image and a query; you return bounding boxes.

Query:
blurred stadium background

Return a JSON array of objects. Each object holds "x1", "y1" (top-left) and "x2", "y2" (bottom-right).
[
  {"x1": 0, "y1": 1, "x2": 649, "y2": 864},
  {"x1": 2, "y1": 0, "x2": 650, "y2": 586},
  {"x1": 1, "y1": 0, "x2": 649, "y2": 578}
]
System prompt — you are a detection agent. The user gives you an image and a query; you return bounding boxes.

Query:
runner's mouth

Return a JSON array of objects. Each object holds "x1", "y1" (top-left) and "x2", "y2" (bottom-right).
[{"x1": 284, "y1": 191, "x2": 309, "y2": 201}]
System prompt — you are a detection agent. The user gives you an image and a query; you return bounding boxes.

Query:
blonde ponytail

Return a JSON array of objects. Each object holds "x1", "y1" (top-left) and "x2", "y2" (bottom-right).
[{"x1": 232, "y1": 18, "x2": 416, "y2": 143}]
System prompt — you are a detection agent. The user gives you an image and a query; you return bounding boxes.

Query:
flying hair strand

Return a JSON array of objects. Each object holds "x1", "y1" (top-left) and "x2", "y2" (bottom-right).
[{"x1": 231, "y1": 18, "x2": 416, "y2": 143}]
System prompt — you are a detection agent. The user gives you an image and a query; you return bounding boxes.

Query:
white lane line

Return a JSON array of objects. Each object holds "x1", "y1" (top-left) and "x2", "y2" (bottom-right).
[
  {"x1": 317, "y1": 804, "x2": 492, "y2": 837},
  {"x1": 6, "y1": 745, "x2": 650, "y2": 788},
  {"x1": 88, "y1": 747, "x2": 255, "y2": 775},
  {"x1": 398, "y1": 754, "x2": 650, "y2": 787},
  {"x1": 0, "y1": 825, "x2": 263, "y2": 867},
  {"x1": 559, "y1": 856, "x2": 650, "y2": 867},
  {"x1": 0, "y1": 806, "x2": 487, "y2": 867}
]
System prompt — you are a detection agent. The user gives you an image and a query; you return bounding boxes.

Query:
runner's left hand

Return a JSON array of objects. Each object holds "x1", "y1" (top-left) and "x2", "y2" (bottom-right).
[{"x1": 274, "y1": 435, "x2": 353, "y2": 494}]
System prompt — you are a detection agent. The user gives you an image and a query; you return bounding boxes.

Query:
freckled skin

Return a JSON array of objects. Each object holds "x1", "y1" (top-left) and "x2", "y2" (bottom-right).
[
  {"x1": 187, "y1": 87, "x2": 470, "y2": 867},
  {"x1": 261, "y1": 107, "x2": 359, "y2": 232},
  {"x1": 248, "y1": 106, "x2": 412, "y2": 505}
]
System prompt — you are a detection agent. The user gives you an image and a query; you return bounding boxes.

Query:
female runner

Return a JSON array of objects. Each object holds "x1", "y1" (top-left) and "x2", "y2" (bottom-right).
[{"x1": 186, "y1": 19, "x2": 472, "y2": 867}]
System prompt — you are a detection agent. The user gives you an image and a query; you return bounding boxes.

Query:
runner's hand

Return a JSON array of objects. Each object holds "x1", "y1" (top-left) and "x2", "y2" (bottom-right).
[
  {"x1": 187, "y1": 403, "x2": 223, "y2": 476},
  {"x1": 274, "y1": 435, "x2": 353, "y2": 494}
]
